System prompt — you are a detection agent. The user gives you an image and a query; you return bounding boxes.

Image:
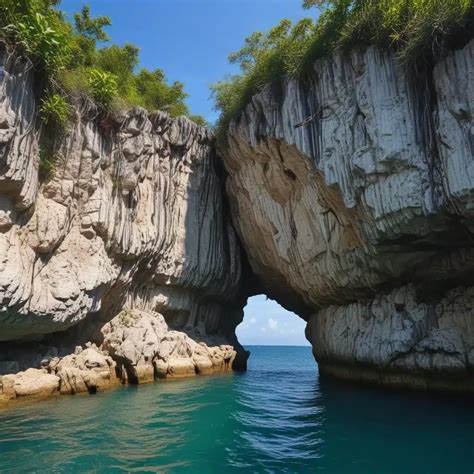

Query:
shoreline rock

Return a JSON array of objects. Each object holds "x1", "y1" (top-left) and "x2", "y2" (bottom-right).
[
  {"x1": 101, "y1": 309, "x2": 237, "y2": 383},
  {"x1": 0, "y1": 309, "x2": 240, "y2": 408}
]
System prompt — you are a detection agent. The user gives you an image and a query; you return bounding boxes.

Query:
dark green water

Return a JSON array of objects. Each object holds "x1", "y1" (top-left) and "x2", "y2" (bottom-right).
[{"x1": 0, "y1": 346, "x2": 473, "y2": 473}]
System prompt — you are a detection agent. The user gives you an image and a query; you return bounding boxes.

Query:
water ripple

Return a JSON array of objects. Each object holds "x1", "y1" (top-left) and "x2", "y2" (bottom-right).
[{"x1": 0, "y1": 347, "x2": 473, "y2": 473}]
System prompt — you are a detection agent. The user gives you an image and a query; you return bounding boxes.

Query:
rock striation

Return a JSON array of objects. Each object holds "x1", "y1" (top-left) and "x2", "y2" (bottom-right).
[
  {"x1": 223, "y1": 40, "x2": 474, "y2": 392},
  {"x1": 0, "y1": 43, "x2": 247, "y2": 406}
]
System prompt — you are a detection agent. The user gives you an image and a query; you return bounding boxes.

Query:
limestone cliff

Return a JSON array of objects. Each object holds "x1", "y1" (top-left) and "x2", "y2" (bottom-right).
[
  {"x1": 223, "y1": 40, "x2": 474, "y2": 392},
  {"x1": 0, "y1": 44, "x2": 247, "y2": 405},
  {"x1": 2, "y1": 34, "x2": 474, "y2": 404}
]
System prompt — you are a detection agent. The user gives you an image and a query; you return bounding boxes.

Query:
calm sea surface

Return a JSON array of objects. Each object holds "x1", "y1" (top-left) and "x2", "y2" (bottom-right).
[{"x1": 0, "y1": 346, "x2": 473, "y2": 473}]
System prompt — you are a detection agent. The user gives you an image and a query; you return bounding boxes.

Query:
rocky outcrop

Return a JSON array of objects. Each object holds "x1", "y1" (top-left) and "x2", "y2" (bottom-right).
[
  {"x1": 0, "y1": 313, "x2": 237, "y2": 406},
  {"x1": 0, "y1": 43, "x2": 247, "y2": 406},
  {"x1": 0, "y1": 368, "x2": 60, "y2": 405},
  {"x1": 101, "y1": 309, "x2": 236, "y2": 383},
  {"x1": 0, "y1": 50, "x2": 242, "y2": 340},
  {"x1": 51, "y1": 345, "x2": 119, "y2": 395},
  {"x1": 308, "y1": 284, "x2": 474, "y2": 391},
  {"x1": 0, "y1": 344, "x2": 118, "y2": 405},
  {"x1": 223, "y1": 39, "x2": 474, "y2": 392}
]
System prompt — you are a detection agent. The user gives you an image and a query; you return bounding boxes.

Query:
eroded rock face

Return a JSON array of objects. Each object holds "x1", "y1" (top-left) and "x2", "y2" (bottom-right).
[
  {"x1": 308, "y1": 284, "x2": 474, "y2": 391},
  {"x1": 223, "y1": 40, "x2": 474, "y2": 391},
  {"x1": 2, "y1": 33, "x2": 472, "y2": 402},
  {"x1": 0, "y1": 43, "x2": 247, "y2": 406},
  {"x1": 0, "y1": 43, "x2": 243, "y2": 341}
]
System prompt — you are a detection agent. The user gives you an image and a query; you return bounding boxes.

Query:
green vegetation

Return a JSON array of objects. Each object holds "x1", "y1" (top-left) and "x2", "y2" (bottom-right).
[
  {"x1": 133, "y1": 68, "x2": 188, "y2": 117},
  {"x1": 38, "y1": 92, "x2": 68, "y2": 179},
  {"x1": 39, "y1": 93, "x2": 70, "y2": 126},
  {"x1": 212, "y1": 0, "x2": 474, "y2": 138},
  {"x1": 87, "y1": 68, "x2": 118, "y2": 107},
  {"x1": 38, "y1": 148, "x2": 58, "y2": 179},
  {"x1": 0, "y1": 0, "x2": 205, "y2": 123}
]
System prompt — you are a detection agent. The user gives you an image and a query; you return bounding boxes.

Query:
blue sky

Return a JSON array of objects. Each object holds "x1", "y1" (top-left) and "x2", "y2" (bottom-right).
[
  {"x1": 238, "y1": 296, "x2": 309, "y2": 346},
  {"x1": 61, "y1": 0, "x2": 311, "y2": 122},
  {"x1": 60, "y1": 0, "x2": 311, "y2": 345}
]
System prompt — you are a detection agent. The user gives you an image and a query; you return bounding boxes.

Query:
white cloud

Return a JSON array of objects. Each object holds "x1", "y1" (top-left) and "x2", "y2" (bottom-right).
[
  {"x1": 268, "y1": 318, "x2": 278, "y2": 330},
  {"x1": 237, "y1": 295, "x2": 311, "y2": 346}
]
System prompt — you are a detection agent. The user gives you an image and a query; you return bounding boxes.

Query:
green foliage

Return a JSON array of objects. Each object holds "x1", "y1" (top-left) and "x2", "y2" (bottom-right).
[
  {"x1": 73, "y1": 4, "x2": 110, "y2": 42},
  {"x1": 0, "y1": 0, "x2": 71, "y2": 73},
  {"x1": 133, "y1": 68, "x2": 189, "y2": 116},
  {"x1": 212, "y1": 0, "x2": 474, "y2": 138},
  {"x1": 88, "y1": 68, "x2": 118, "y2": 107},
  {"x1": 39, "y1": 131, "x2": 60, "y2": 181},
  {"x1": 38, "y1": 150, "x2": 56, "y2": 179},
  {"x1": 39, "y1": 93, "x2": 70, "y2": 126},
  {"x1": 1, "y1": 1, "x2": 204, "y2": 125},
  {"x1": 338, "y1": 0, "x2": 474, "y2": 64},
  {"x1": 57, "y1": 67, "x2": 90, "y2": 96},
  {"x1": 301, "y1": 0, "x2": 351, "y2": 68},
  {"x1": 70, "y1": 5, "x2": 111, "y2": 67},
  {"x1": 95, "y1": 44, "x2": 139, "y2": 97},
  {"x1": 189, "y1": 114, "x2": 207, "y2": 127},
  {"x1": 15, "y1": 12, "x2": 69, "y2": 72}
]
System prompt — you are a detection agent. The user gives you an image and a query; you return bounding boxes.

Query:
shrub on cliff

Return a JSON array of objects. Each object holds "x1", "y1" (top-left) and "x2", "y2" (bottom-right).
[
  {"x1": 212, "y1": 0, "x2": 474, "y2": 138},
  {"x1": 87, "y1": 68, "x2": 118, "y2": 108},
  {"x1": 0, "y1": 0, "x2": 71, "y2": 74},
  {"x1": 0, "y1": 1, "x2": 205, "y2": 124},
  {"x1": 39, "y1": 93, "x2": 70, "y2": 126}
]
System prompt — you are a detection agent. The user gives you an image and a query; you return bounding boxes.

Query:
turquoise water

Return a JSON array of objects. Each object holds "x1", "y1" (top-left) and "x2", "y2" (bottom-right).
[{"x1": 0, "y1": 346, "x2": 473, "y2": 473}]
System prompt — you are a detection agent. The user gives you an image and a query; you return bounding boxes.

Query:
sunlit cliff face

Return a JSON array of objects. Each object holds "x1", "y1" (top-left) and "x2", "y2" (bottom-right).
[{"x1": 222, "y1": 40, "x2": 474, "y2": 392}]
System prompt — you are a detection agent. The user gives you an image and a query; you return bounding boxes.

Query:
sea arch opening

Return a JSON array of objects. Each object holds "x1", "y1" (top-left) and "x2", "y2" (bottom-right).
[{"x1": 237, "y1": 295, "x2": 310, "y2": 350}]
